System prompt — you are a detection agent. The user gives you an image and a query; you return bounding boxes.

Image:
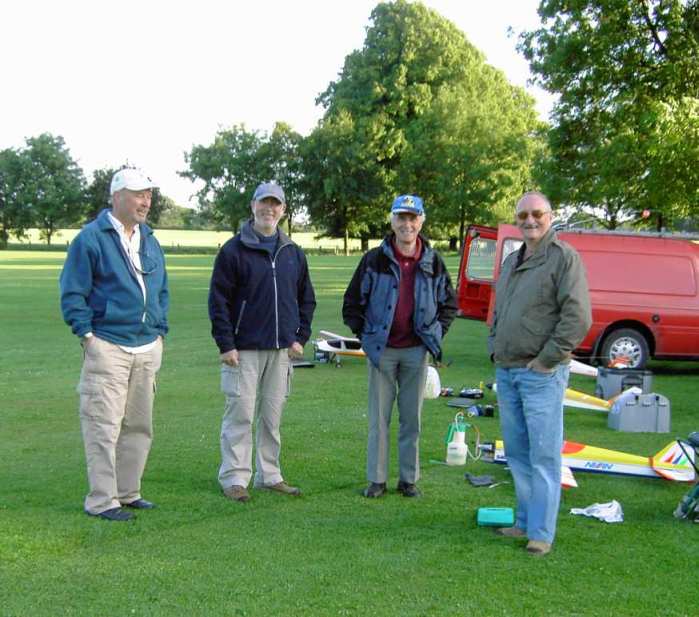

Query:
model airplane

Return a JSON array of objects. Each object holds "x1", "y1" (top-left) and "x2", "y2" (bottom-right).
[
  {"x1": 487, "y1": 382, "x2": 641, "y2": 413},
  {"x1": 479, "y1": 439, "x2": 696, "y2": 488},
  {"x1": 315, "y1": 330, "x2": 366, "y2": 358}
]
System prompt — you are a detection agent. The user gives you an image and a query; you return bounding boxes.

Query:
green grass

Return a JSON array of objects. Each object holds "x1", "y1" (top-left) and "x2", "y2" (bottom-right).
[{"x1": 1, "y1": 250, "x2": 698, "y2": 617}]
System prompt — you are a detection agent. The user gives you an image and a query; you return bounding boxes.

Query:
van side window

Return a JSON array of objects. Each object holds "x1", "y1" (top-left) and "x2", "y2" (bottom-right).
[
  {"x1": 467, "y1": 237, "x2": 497, "y2": 280},
  {"x1": 502, "y1": 239, "x2": 523, "y2": 264}
]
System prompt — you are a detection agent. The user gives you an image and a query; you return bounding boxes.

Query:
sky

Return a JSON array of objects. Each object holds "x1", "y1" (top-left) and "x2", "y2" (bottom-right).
[{"x1": 0, "y1": 0, "x2": 553, "y2": 207}]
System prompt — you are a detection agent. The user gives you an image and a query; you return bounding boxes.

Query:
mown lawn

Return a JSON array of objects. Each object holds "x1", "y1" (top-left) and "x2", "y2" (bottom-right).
[{"x1": 1, "y1": 250, "x2": 697, "y2": 617}]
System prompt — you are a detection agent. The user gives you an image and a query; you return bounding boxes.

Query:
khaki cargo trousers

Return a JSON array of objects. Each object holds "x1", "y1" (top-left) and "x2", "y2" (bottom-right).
[
  {"x1": 218, "y1": 349, "x2": 293, "y2": 490},
  {"x1": 78, "y1": 336, "x2": 163, "y2": 514}
]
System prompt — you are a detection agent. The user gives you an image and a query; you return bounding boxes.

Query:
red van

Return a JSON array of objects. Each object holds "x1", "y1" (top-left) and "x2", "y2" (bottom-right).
[{"x1": 457, "y1": 224, "x2": 699, "y2": 368}]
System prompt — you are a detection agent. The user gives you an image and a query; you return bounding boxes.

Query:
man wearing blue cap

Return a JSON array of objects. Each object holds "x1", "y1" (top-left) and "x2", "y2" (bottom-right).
[
  {"x1": 343, "y1": 195, "x2": 457, "y2": 498},
  {"x1": 209, "y1": 181, "x2": 316, "y2": 503}
]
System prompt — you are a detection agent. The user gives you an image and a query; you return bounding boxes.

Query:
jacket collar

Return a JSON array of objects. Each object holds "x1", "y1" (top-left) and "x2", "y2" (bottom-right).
[
  {"x1": 516, "y1": 227, "x2": 558, "y2": 270},
  {"x1": 382, "y1": 233, "x2": 434, "y2": 275}
]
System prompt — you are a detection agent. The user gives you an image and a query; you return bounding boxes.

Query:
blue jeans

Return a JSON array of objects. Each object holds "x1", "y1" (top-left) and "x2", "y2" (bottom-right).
[{"x1": 495, "y1": 364, "x2": 569, "y2": 544}]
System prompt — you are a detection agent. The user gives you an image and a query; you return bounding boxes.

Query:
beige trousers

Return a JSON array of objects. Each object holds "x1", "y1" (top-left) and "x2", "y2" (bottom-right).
[
  {"x1": 78, "y1": 336, "x2": 163, "y2": 514},
  {"x1": 218, "y1": 349, "x2": 292, "y2": 490}
]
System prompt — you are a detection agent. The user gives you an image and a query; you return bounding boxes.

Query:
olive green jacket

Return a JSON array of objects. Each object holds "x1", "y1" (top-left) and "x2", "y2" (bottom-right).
[{"x1": 487, "y1": 228, "x2": 592, "y2": 369}]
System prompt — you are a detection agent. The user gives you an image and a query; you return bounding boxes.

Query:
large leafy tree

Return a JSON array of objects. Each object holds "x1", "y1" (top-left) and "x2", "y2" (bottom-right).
[
  {"x1": 183, "y1": 122, "x2": 304, "y2": 235},
  {"x1": 0, "y1": 147, "x2": 33, "y2": 249},
  {"x1": 301, "y1": 110, "x2": 387, "y2": 254},
  {"x1": 310, "y1": 0, "x2": 541, "y2": 245},
  {"x1": 22, "y1": 134, "x2": 85, "y2": 245},
  {"x1": 520, "y1": 0, "x2": 699, "y2": 228}
]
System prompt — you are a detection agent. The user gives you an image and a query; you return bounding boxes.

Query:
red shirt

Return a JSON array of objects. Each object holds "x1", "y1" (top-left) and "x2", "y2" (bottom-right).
[{"x1": 388, "y1": 237, "x2": 423, "y2": 348}]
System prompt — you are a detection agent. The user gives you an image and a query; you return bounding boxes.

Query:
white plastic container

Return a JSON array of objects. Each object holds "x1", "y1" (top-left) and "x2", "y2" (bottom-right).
[{"x1": 446, "y1": 430, "x2": 467, "y2": 466}]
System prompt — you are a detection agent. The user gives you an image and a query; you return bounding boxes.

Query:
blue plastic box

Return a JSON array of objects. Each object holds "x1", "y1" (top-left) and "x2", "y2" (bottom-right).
[{"x1": 477, "y1": 507, "x2": 514, "y2": 527}]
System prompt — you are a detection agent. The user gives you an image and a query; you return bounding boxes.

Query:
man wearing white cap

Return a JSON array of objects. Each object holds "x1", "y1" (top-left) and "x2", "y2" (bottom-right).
[{"x1": 60, "y1": 167, "x2": 169, "y2": 521}]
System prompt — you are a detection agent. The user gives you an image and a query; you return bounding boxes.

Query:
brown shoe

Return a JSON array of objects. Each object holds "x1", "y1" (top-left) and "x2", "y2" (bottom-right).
[
  {"x1": 495, "y1": 526, "x2": 526, "y2": 537},
  {"x1": 526, "y1": 540, "x2": 552, "y2": 555},
  {"x1": 223, "y1": 485, "x2": 250, "y2": 502},
  {"x1": 261, "y1": 481, "x2": 301, "y2": 496}
]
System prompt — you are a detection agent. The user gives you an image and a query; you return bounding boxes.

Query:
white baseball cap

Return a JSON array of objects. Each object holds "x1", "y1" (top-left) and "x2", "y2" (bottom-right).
[{"x1": 110, "y1": 168, "x2": 157, "y2": 195}]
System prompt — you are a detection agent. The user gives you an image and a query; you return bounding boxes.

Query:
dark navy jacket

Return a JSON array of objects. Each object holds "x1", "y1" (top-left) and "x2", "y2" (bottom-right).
[
  {"x1": 60, "y1": 209, "x2": 169, "y2": 346},
  {"x1": 342, "y1": 234, "x2": 457, "y2": 367},
  {"x1": 208, "y1": 221, "x2": 316, "y2": 353}
]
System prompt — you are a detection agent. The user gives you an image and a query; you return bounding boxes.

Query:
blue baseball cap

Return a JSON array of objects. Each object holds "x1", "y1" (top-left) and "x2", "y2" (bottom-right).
[
  {"x1": 253, "y1": 182, "x2": 285, "y2": 204},
  {"x1": 391, "y1": 195, "x2": 424, "y2": 216}
]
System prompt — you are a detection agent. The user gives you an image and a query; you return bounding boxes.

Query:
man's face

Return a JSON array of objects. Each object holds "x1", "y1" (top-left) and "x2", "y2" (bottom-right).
[
  {"x1": 112, "y1": 188, "x2": 152, "y2": 229},
  {"x1": 391, "y1": 212, "x2": 424, "y2": 245},
  {"x1": 251, "y1": 197, "x2": 285, "y2": 233},
  {"x1": 515, "y1": 195, "x2": 552, "y2": 245}
]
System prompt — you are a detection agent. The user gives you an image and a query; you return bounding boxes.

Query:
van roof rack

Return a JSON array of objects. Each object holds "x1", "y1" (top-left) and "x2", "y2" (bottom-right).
[{"x1": 552, "y1": 224, "x2": 699, "y2": 241}]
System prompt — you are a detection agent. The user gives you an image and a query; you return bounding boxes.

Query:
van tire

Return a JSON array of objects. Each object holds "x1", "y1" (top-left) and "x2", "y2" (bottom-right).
[{"x1": 600, "y1": 328, "x2": 649, "y2": 369}]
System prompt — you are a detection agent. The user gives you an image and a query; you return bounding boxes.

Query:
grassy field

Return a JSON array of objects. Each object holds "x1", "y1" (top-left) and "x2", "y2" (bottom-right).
[{"x1": 1, "y1": 250, "x2": 697, "y2": 617}]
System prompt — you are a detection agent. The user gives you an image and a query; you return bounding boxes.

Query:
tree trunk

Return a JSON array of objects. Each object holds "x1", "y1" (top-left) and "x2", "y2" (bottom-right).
[
  {"x1": 344, "y1": 228, "x2": 349, "y2": 257},
  {"x1": 361, "y1": 235, "x2": 369, "y2": 252},
  {"x1": 287, "y1": 217, "x2": 292, "y2": 238},
  {"x1": 0, "y1": 228, "x2": 8, "y2": 250},
  {"x1": 449, "y1": 236, "x2": 457, "y2": 251},
  {"x1": 458, "y1": 210, "x2": 466, "y2": 252}
]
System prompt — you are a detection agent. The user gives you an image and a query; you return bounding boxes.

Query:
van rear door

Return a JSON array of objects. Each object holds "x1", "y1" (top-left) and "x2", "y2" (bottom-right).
[{"x1": 457, "y1": 226, "x2": 497, "y2": 321}]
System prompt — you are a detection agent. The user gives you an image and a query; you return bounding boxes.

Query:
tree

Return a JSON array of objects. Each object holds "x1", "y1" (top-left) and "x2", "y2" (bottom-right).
[
  {"x1": 84, "y1": 166, "x2": 117, "y2": 222},
  {"x1": 257, "y1": 123, "x2": 305, "y2": 236},
  {"x1": 302, "y1": 110, "x2": 387, "y2": 254},
  {"x1": 22, "y1": 134, "x2": 85, "y2": 245},
  {"x1": 520, "y1": 0, "x2": 699, "y2": 228},
  {"x1": 0, "y1": 148, "x2": 33, "y2": 249},
  {"x1": 183, "y1": 123, "x2": 304, "y2": 234},
  {"x1": 311, "y1": 0, "x2": 542, "y2": 245}
]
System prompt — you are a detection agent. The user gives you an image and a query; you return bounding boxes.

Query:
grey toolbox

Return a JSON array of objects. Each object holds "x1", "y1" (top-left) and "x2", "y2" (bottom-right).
[
  {"x1": 595, "y1": 367, "x2": 653, "y2": 399},
  {"x1": 607, "y1": 392, "x2": 670, "y2": 433}
]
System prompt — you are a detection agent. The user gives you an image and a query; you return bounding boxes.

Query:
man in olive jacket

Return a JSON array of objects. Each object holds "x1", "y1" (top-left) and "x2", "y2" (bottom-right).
[{"x1": 488, "y1": 191, "x2": 591, "y2": 556}]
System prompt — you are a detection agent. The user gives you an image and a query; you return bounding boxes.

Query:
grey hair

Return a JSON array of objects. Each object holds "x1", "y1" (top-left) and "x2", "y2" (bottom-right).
[
  {"x1": 391, "y1": 211, "x2": 426, "y2": 222},
  {"x1": 516, "y1": 191, "x2": 551, "y2": 211}
]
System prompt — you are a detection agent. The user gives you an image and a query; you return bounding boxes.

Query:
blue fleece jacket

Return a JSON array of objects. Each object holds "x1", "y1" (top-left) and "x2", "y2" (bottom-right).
[
  {"x1": 208, "y1": 220, "x2": 316, "y2": 353},
  {"x1": 60, "y1": 209, "x2": 169, "y2": 346}
]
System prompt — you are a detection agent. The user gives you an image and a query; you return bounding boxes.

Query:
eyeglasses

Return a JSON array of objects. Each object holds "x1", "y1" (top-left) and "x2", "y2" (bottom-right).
[
  {"x1": 134, "y1": 251, "x2": 158, "y2": 275},
  {"x1": 516, "y1": 209, "x2": 551, "y2": 221},
  {"x1": 125, "y1": 244, "x2": 158, "y2": 275}
]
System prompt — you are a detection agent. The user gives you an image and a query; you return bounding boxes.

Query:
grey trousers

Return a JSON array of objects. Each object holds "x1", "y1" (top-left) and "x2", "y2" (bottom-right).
[
  {"x1": 367, "y1": 345, "x2": 427, "y2": 484},
  {"x1": 78, "y1": 336, "x2": 163, "y2": 514},
  {"x1": 218, "y1": 349, "x2": 292, "y2": 490}
]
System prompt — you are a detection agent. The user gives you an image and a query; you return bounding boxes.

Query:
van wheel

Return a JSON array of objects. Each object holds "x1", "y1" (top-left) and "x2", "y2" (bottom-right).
[{"x1": 600, "y1": 328, "x2": 649, "y2": 369}]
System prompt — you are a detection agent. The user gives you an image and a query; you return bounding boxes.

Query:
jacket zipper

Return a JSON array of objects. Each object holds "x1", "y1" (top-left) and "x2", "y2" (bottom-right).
[
  {"x1": 234, "y1": 300, "x2": 247, "y2": 335},
  {"x1": 270, "y1": 241, "x2": 291, "y2": 349}
]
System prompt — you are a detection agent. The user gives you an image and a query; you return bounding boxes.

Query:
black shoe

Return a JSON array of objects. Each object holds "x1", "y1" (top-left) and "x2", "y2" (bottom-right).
[
  {"x1": 88, "y1": 507, "x2": 134, "y2": 521},
  {"x1": 363, "y1": 482, "x2": 386, "y2": 498},
  {"x1": 397, "y1": 481, "x2": 422, "y2": 498},
  {"x1": 123, "y1": 498, "x2": 156, "y2": 510}
]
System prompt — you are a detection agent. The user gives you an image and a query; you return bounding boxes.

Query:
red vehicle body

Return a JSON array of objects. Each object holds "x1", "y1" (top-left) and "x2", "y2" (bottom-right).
[{"x1": 457, "y1": 224, "x2": 699, "y2": 368}]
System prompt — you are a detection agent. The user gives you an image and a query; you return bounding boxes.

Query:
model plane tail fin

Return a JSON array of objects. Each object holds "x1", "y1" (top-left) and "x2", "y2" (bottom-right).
[
  {"x1": 561, "y1": 465, "x2": 578, "y2": 488},
  {"x1": 651, "y1": 442, "x2": 696, "y2": 482}
]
